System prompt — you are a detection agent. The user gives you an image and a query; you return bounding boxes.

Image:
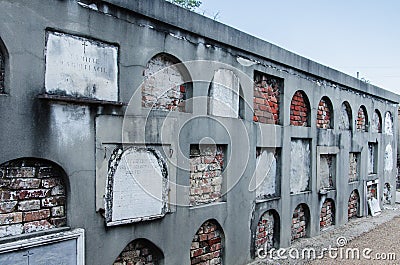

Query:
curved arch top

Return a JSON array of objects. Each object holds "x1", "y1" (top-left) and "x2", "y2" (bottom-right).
[
  {"x1": 290, "y1": 90, "x2": 310, "y2": 127},
  {"x1": 316, "y1": 96, "x2": 334, "y2": 129},
  {"x1": 339, "y1": 101, "x2": 352, "y2": 130},
  {"x1": 142, "y1": 53, "x2": 192, "y2": 112}
]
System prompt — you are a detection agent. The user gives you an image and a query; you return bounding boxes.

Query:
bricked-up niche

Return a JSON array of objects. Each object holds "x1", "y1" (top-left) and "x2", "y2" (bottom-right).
[
  {"x1": 142, "y1": 53, "x2": 192, "y2": 112},
  {"x1": 385, "y1": 144, "x2": 394, "y2": 172},
  {"x1": 356, "y1": 105, "x2": 368, "y2": 132},
  {"x1": 189, "y1": 145, "x2": 225, "y2": 206},
  {"x1": 349, "y1": 153, "x2": 360, "y2": 182},
  {"x1": 0, "y1": 41, "x2": 5, "y2": 94},
  {"x1": 339, "y1": 101, "x2": 352, "y2": 130},
  {"x1": 208, "y1": 69, "x2": 243, "y2": 118},
  {"x1": 348, "y1": 190, "x2": 360, "y2": 220},
  {"x1": 368, "y1": 143, "x2": 377, "y2": 174},
  {"x1": 290, "y1": 91, "x2": 310, "y2": 127},
  {"x1": 190, "y1": 220, "x2": 224, "y2": 265},
  {"x1": 255, "y1": 210, "x2": 279, "y2": 256},
  {"x1": 371, "y1": 109, "x2": 382, "y2": 133},
  {"x1": 320, "y1": 199, "x2": 335, "y2": 231},
  {"x1": 384, "y1": 111, "x2": 394, "y2": 135},
  {"x1": 255, "y1": 148, "x2": 279, "y2": 199},
  {"x1": 0, "y1": 159, "x2": 67, "y2": 238},
  {"x1": 113, "y1": 238, "x2": 164, "y2": 265},
  {"x1": 253, "y1": 72, "x2": 282, "y2": 124},
  {"x1": 291, "y1": 204, "x2": 310, "y2": 241},
  {"x1": 290, "y1": 139, "x2": 311, "y2": 194},
  {"x1": 316, "y1": 97, "x2": 333, "y2": 129},
  {"x1": 319, "y1": 155, "x2": 335, "y2": 189}
]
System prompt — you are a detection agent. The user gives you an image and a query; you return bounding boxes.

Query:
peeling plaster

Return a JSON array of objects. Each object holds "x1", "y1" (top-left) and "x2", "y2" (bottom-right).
[
  {"x1": 255, "y1": 150, "x2": 276, "y2": 198},
  {"x1": 384, "y1": 144, "x2": 393, "y2": 172},
  {"x1": 290, "y1": 140, "x2": 310, "y2": 193}
]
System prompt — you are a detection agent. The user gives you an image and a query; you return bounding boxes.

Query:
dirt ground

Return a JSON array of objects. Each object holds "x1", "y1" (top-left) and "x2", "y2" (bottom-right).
[{"x1": 249, "y1": 205, "x2": 400, "y2": 265}]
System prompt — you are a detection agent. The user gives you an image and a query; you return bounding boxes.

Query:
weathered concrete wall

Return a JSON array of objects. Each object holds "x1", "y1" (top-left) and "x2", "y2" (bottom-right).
[{"x1": 0, "y1": 0, "x2": 398, "y2": 264}]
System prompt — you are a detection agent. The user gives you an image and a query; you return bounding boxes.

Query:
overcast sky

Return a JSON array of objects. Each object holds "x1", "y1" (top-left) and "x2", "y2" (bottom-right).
[{"x1": 198, "y1": 0, "x2": 400, "y2": 95}]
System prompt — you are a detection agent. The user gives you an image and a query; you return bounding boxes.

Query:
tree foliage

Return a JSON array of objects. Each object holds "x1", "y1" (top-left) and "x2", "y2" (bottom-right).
[{"x1": 169, "y1": 0, "x2": 202, "y2": 11}]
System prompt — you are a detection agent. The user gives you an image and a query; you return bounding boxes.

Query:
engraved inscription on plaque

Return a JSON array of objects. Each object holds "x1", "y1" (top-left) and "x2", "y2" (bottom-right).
[
  {"x1": 45, "y1": 31, "x2": 118, "y2": 101},
  {"x1": 105, "y1": 147, "x2": 169, "y2": 226}
]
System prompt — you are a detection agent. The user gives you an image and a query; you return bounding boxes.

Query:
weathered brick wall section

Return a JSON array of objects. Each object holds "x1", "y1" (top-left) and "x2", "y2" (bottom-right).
[
  {"x1": 371, "y1": 110, "x2": 382, "y2": 133},
  {"x1": 291, "y1": 204, "x2": 308, "y2": 241},
  {"x1": 348, "y1": 190, "x2": 360, "y2": 219},
  {"x1": 113, "y1": 240, "x2": 162, "y2": 265},
  {"x1": 142, "y1": 54, "x2": 186, "y2": 111},
  {"x1": 339, "y1": 102, "x2": 352, "y2": 130},
  {"x1": 349, "y1": 153, "x2": 359, "y2": 182},
  {"x1": 290, "y1": 91, "x2": 309, "y2": 127},
  {"x1": 316, "y1": 97, "x2": 332, "y2": 129},
  {"x1": 356, "y1": 106, "x2": 368, "y2": 132},
  {"x1": 189, "y1": 145, "x2": 224, "y2": 206},
  {"x1": 0, "y1": 161, "x2": 66, "y2": 238},
  {"x1": 320, "y1": 199, "x2": 334, "y2": 230},
  {"x1": 255, "y1": 211, "x2": 275, "y2": 255},
  {"x1": 253, "y1": 72, "x2": 281, "y2": 124},
  {"x1": 0, "y1": 49, "x2": 4, "y2": 93},
  {"x1": 190, "y1": 220, "x2": 223, "y2": 265}
]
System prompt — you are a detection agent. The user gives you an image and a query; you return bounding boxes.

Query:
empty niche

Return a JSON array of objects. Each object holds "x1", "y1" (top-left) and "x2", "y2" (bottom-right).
[
  {"x1": 208, "y1": 69, "x2": 242, "y2": 118},
  {"x1": 255, "y1": 148, "x2": 280, "y2": 199},
  {"x1": 142, "y1": 53, "x2": 192, "y2": 112},
  {"x1": 367, "y1": 143, "x2": 378, "y2": 175},
  {"x1": 320, "y1": 199, "x2": 335, "y2": 231},
  {"x1": 385, "y1": 144, "x2": 393, "y2": 172},
  {"x1": 254, "y1": 210, "x2": 279, "y2": 257},
  {"x1": 371, "y1": 109, "x2": 382, "y2": 133},
  {"x1": 338, "y1": 102, "x2": 352, "y2": 130},
  {"x1": 113, "y1": 239, "x2": 164, "y2": 265},
  {"x1": 190, "y1": 220, "x2": 224, "y2": 265},
  {"x1": 105, "y1": 147, "x2": 169, "y2": 225},
  {"x1": 356, "y1": 106, "x2": 368, "y2": 132},
  {"x1": 348, "y1": 190, "x2": 360, "y2": 220},
  {"x1": 319, "y1": 155, "x2": 335, "y2": 190},
  {"x1": 316, "y1": 97, "x2": 333, "y2": 129},
  {"x1": 0, "y1": 158, "x2": 67, "y2": 238},
  {"x1": 253, "y1": 71, "x2": 282, "y2": 124},
  {"x1": 349, "y1": 153, "x2": 360, "y2": 182},
  {"x1": 189, "y1": 145, "x2": 225, "y2": 206},
  {"x1": 290, "y1": 91, "x2": 310, "y2": 127},
  {"x1": 290, "y1": 139, "x2": 311, "y2": 194},
  {"x1": 291, "y1": 204, "x2": 310, "y2": 241},
  {"x1": 384, "y1": 111, "x2": 393, "y2": 135}
]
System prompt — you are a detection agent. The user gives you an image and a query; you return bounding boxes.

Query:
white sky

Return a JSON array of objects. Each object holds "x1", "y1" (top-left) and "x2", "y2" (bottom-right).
[{"x1": 198, "y1": 0, "x2": 400, "y2": 95}]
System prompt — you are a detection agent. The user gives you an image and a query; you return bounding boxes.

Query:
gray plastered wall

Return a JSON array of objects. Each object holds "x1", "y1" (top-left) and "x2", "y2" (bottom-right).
[{"x1": 0, "y1": 0, "x2": 399, "y2": 264}]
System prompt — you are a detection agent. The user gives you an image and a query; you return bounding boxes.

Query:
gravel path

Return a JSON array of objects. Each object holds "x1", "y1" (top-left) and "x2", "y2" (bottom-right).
[{"x1": 249, "y1": 205, "x2": 400, "y2": 265}]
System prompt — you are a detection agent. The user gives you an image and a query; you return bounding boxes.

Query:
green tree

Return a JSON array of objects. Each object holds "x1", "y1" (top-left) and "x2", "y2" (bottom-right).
[{"x1": 169, "y1": 0, "x2": 202, "y2": 11}]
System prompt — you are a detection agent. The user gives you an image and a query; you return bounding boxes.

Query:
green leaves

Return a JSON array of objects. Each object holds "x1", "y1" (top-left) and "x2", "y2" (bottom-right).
[{"x1": 168, "y1": 0, "x2": 202, "y2": 11}]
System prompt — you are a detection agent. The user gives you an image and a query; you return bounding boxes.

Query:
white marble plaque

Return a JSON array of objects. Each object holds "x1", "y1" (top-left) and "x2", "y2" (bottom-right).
[
  {"x1": 45, "y1": 31, "x2": 118, "y2": 101},
  {"x1": 105, "y1": 147, "x2": 169, "y2": 226}
]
